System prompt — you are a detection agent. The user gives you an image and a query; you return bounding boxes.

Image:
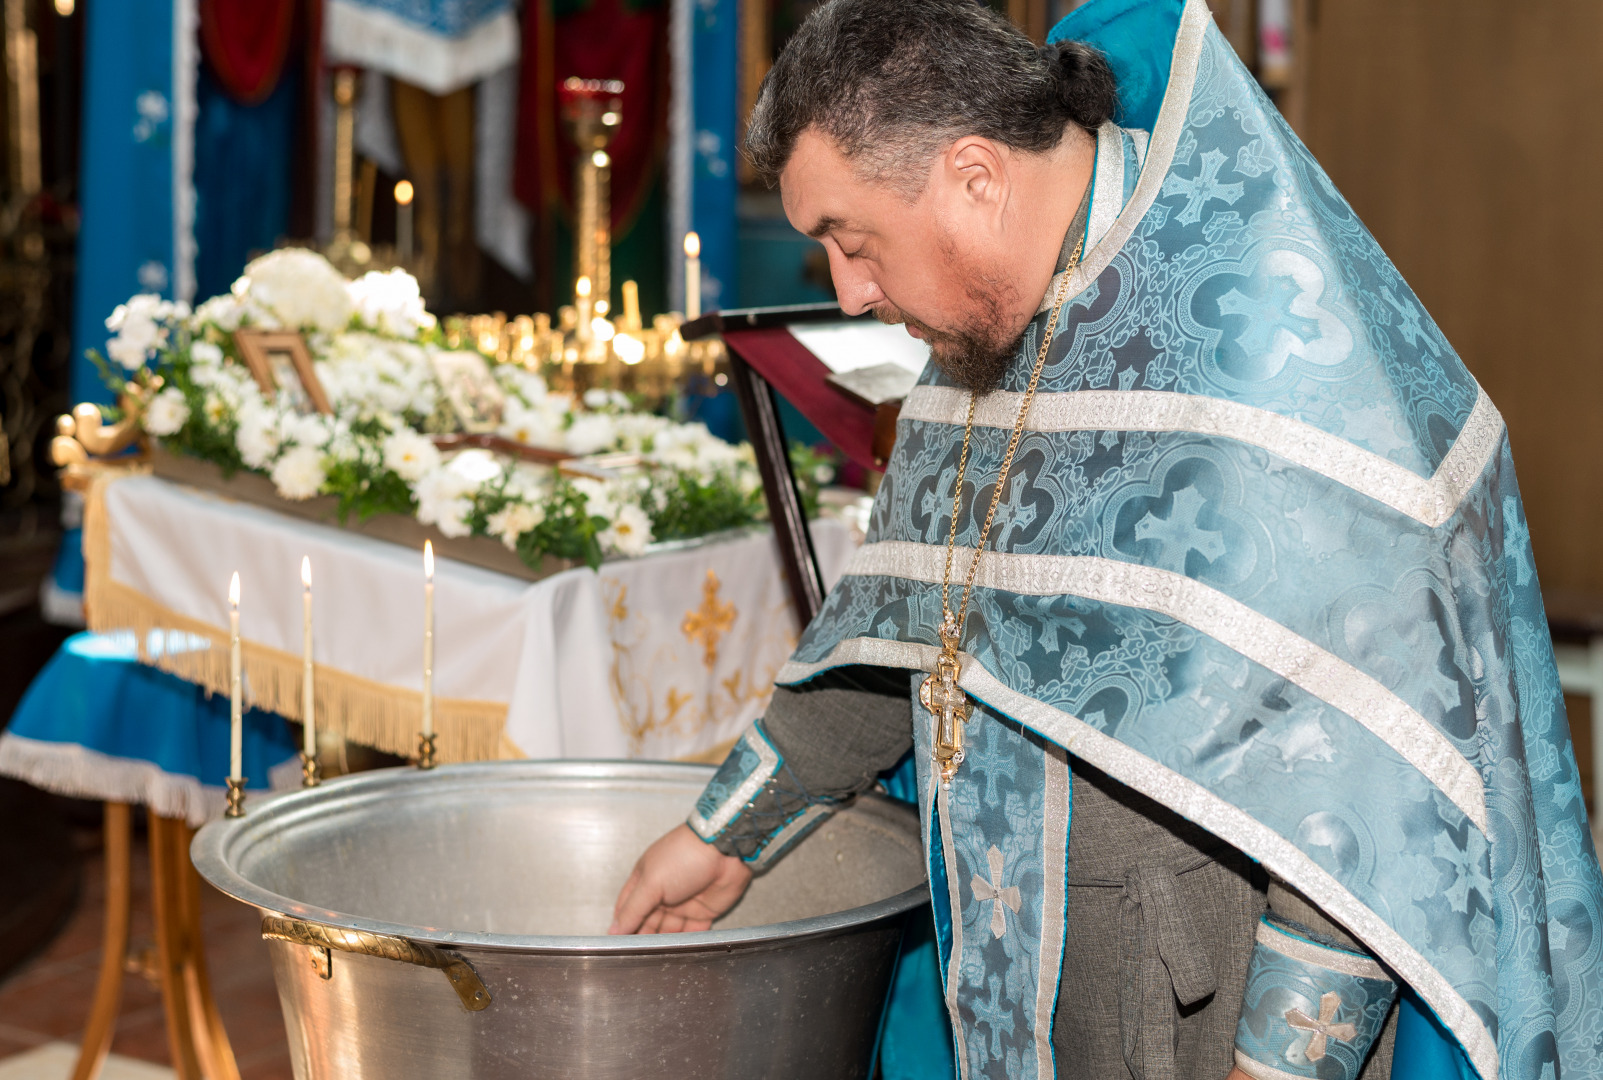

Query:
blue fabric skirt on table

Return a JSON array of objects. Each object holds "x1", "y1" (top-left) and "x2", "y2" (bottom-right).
[{"x1": 0, "y1": 631, "x2": 299, "y2": 826}]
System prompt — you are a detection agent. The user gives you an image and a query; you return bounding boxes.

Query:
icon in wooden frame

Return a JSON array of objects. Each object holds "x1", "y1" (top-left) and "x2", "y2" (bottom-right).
[{"x1": 233, "y1": 329, "x2": 332, "y2": 415}]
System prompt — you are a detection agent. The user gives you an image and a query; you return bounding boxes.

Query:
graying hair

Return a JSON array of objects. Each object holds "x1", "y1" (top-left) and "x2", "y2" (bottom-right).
[{"x1": 745, "y1": 0, "x2": 1117, "y2": 194}]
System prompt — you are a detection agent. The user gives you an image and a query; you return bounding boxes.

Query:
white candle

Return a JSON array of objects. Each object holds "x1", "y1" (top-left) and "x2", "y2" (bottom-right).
[
  {"x1": 301, "y1": 557, "x2": 314, "y2": 756},
  {"x1": 395, "y1": 179, "x2": 414, "y2": 262},
  {"x1": 422, "y1": 541, "x2": 434, "y2": 738},
  {"x1": 575, "y1": 275, "x2": 593, "y2": 345},
  {"x1": 683, "y1": 231, "x2": 702, "y2": 321},
  {"x1": 229, "y1": 571, "x2": 242, "y2": 782}
]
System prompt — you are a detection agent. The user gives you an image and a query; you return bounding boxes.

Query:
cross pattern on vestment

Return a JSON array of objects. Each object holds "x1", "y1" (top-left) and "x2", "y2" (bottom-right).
[
  {"x1": 1161, "y1": 148, "x2": 1245, "y2": 225},
  {"x1": 1285, "y1": 991, "x2": 1357, "y2": 1061},
  {"x1": 971, "y1": 845, "x2": 1022, "y2": 939},
  {"x1": 681, "y1": 570, "x2": 736, "y2": 669}
]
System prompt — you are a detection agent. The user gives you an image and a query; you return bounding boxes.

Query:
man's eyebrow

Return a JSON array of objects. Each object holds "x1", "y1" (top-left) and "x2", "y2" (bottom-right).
[{"x1": 805, "y1": 215, "x2": 848, "y2": 239}]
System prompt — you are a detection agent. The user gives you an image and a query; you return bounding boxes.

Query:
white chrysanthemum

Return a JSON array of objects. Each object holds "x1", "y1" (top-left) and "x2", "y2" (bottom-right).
[
  {"x1": 189, "y1": 340, "x2": 223, "y2": 365},
  {"x1": 499, "y1": 401, "x2": 567, "y2": 449},
  {"x1": 270, "y1": 444, "x2": 326, "y2": 500},
  {"x1": 192, "y1": 293, "x2": 250, "y2": 331},
  {"x1": 486, "y1": 502, "x2": 544, "y2": 550},
  {"x1": 565, "y1": 413, "x2": 617, "y2": 456},
  {"x1": 279, "y1": 411, "x2": 331, "y2": 448},
  {"x1": 413, "y1": 467, "x2": 477, "y2": 538},
  {"x1": 570, "y1": 477, "x2": 615, "y2": 520},
  {"x1": 234, "y1": 400, "x2": 272, "y2": 455},
  {"x1": 241, "y1": 249, "x2": 354, "y2": 332},
  {"x1": 142, "y1": 387, "x2": 190, "y2": 437},
  {"x1": 599, "y1": 503, "x2": 652, "y2": 558},
  {"x1": 382, "y1": 428, "x2": 440, "y2": 481},
  {"x1": 347, "y1": 268, "x2": 436, "y2": 338},
  {"x1": 203, "y1": 391, "x2": 230, "y2": 428}
]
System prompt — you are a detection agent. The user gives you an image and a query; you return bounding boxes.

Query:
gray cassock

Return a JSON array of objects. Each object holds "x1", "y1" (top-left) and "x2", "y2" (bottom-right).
[{"x1": 708, "y1": 667, "x2": 1400, "y2": 1080}]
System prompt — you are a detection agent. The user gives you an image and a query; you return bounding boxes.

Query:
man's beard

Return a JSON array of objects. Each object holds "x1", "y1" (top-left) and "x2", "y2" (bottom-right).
[{"x1": 872, "y1": 269, "x2": 1023, "y2": 395}]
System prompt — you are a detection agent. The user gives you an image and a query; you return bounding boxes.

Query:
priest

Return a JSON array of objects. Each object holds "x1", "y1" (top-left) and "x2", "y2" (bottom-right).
[{"x1": 611, "y1": 1, "x2": 1603, "y2": 1077}]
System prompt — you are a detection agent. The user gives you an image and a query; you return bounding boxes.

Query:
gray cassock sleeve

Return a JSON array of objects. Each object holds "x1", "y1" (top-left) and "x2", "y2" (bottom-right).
[{"x1": 700, "y1": 665, "x2": 914, "y2": 863}]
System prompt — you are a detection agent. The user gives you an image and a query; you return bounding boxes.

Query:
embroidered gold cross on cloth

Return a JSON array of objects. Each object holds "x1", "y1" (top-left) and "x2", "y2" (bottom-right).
[{"x1": 1285, "y1": 991, "x2": 1357, "y2": 1060}]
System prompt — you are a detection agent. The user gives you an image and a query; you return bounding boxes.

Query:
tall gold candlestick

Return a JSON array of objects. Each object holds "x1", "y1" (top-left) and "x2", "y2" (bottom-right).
[
  {"x1": 420, "y1": 541, "x2": 436, "y2": 767},
  {"x1": 227, "y1": 571, "x2": 245, "y2": 815},
  {"x1": 684, "y1": 232, "x2": 702, "y2": 321},
  {"x1": 300, "y1": 556, "x2": 319, "y2": 786}
]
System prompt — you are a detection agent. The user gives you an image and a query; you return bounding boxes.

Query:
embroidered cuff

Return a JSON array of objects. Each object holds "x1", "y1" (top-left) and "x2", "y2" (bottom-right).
[
  {"x1": 686, "y1": 721, "x2": 837, "y2": 868},
  {"x1": 1233, "y1": 918, "x2": 1398, "y2": 1080}
]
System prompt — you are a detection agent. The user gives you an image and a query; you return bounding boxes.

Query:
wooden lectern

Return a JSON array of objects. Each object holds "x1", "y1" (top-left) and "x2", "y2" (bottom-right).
[{"x1": 681, "y1": 304, "x2": 926, "y2": 627}]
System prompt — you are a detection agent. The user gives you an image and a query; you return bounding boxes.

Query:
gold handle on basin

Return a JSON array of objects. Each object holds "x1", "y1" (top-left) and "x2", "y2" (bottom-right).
[{"x1": 261, "y1": 915, "x2": 492, "y2": 1011}]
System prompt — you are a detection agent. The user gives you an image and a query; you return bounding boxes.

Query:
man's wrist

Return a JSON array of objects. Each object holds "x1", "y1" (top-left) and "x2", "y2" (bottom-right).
[
  {"x1": 687, "y1": 721, "x2": 839, "y2": 868},
  {"x1": 1233, "y1": 918, "x2": 1398, "y2": 1080}
]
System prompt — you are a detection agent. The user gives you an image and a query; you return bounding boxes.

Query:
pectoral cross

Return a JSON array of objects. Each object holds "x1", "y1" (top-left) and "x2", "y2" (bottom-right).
[
  {"x1": 1285, "y1": 992, "x2": 1357, "y2": 1061},
  {"x1": 920, "y1": 617, "x2": 972, "y2": 785}
]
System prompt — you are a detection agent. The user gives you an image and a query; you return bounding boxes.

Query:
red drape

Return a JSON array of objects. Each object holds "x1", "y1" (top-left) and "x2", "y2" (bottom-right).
[{"x1": 199, "y1": 0, "x2": 297, "y2": 104}]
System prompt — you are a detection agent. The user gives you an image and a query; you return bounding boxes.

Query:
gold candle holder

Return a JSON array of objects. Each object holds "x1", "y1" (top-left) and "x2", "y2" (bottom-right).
[
  {"x1": 225, "y1": 777, "x2": 247, "y2": 818},
  {"x1": 416, "y1": 732, "x2": 438, "y2": 770},
  {"x1": 300, "y1": 751, "x2": 321, "y2": 788}
]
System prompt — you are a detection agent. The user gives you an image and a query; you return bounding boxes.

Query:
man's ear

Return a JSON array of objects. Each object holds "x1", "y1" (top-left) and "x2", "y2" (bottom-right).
[{"x1": 946, "y1": 136, "x2": 1009, "y2": 217}]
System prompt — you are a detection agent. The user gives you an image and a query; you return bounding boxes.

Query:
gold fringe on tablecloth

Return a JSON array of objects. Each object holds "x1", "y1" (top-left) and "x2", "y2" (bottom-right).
[{"x1": 81, "y1": 474, "x2": 511, "y2": 764}]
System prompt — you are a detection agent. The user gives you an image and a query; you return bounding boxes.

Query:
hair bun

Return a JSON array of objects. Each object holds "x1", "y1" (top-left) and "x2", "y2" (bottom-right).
[{"x1": 1042, "y1": 39, "x2": 1117, "y2": 132}]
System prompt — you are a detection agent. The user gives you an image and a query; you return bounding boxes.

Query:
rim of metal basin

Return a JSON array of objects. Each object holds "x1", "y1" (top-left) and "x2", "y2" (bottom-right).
[{"x1": 190, "y1": 759, "x2": 929, "y2": 955}]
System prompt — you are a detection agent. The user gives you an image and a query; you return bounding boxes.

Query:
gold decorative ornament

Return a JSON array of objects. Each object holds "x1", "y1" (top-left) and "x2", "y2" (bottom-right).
[
  {"x1": 415, "y1": 731, "x2": 438, "y2": 770},
  {"x1": 923, "y1": 233, "x2": 1084, "y2": 787},
  {"x1": 681, "y1": 569, "x2": 737, "y2": 670},
  {"x1": 260, "y1": 915, "x2": 491, "y2": 1010},
  {"x1": 224, "y1": 776, "x2": 247, "y2": 818},
  {"x1": 300, "y1": 751, "x2": 321, "y2": 788}
]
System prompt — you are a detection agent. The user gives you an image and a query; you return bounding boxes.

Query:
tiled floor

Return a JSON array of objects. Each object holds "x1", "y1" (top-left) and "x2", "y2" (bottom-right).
[{"x1": 0, "y1": 824, "x2": 292, "y2": 1079}]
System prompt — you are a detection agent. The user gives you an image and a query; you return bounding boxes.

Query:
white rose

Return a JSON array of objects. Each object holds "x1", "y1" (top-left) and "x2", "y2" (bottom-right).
[
  {"x1": 486, "y1": 502, "x2": 544, "y2": 550},
  {"x1": 241, "y1": 249, "x2": 354, "y2": 332},
  {"x1": 346, "y1": 268, "x2": 435, "y2": 338},
  {"x1": 599, "y1": 503, "x2": 653, "y2": 558},
  {"x1": 565, "y1": 413, "x2": 617, "y2": 456},
  {"x1": 382, "y1": 428, "x2": 440, "y2": 481},
  {"x1": 270, "y1": 444, "x2": 326, "y2": 500},
  {"x1": 142, "y1": 387, "x2": 190, "y2": 436}
]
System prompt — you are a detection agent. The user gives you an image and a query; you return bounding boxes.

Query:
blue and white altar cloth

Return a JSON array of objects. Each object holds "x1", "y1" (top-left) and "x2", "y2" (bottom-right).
[
  {"x1": 761, "y1": 0, "x2": 1603, "y2": 1077},
  {"x1": 0, "y1": 632, "x2": 300, "y2": 827}
]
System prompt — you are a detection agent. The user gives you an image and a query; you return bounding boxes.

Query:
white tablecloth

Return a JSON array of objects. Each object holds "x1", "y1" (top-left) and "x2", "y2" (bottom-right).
[{"x1": 88, "y1": 474, "x2": 854, "y2": 762}]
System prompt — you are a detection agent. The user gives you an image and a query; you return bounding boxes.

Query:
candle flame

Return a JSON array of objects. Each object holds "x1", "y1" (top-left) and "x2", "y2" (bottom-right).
[
  {"x1": 424, "y1": 540, "x2": 434, "y2": 580},
  {"x1": 575, "y1": 275, "x2": 592, "y2": 298},
  {"x1": 301, "y1": 556, "x2": 312, "y2": 589},
  {"x1": 229, "y1": 571, "x2": 240, "y2": 608},
  {"x1": 591, "y1": 150, "x2": 610, "y2": 169},
  {"x1": 394, "y1": 179, "x2": 414, "y2": 206},
  {"x1": 683, "y1": 231, "x2": 700, "y2": 259}
]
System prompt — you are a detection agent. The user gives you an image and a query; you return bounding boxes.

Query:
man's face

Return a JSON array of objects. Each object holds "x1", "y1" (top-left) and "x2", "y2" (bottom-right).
[{"x1": 780, "y1": 129, "x2": 1023, "y2": 392}]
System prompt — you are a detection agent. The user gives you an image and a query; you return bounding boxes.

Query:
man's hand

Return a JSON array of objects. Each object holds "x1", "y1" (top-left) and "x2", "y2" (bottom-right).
[
  {"x1": 609, "y1": 823, "x2": 754, "y2": 935},
  {"x1": 1225, "y1": 1068, "x2": 1251, "y2": 1080}
]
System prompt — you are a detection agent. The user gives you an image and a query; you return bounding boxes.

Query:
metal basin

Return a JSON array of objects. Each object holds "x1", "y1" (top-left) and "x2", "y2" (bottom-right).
[{"x1": 191, "y1": 760, "x2": 928, "y2": 1079}]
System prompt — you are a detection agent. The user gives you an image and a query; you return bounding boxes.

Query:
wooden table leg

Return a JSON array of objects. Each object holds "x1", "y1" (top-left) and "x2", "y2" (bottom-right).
[
  {"x1": 148, "y1": 810, "x2": 204, "y2": 1080},
  {"x1": 173, "y1": 818, "x2": 240, "y2": 1080},
  {"x1": 70, "y1": 802, "x2": 133, "y2": 1080}
]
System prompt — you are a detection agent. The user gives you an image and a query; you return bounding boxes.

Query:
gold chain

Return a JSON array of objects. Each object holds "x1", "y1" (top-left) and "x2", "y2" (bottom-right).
[
  {"x1": 922, "y1": 233, "x2": 1084, "y2": 787},
  {"x1": 939, "y1": 232, "x2": 1084, "y2": 641}
]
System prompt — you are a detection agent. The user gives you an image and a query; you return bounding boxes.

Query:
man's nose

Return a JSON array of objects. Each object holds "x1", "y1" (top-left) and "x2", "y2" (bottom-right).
[{"x1": 828, "y1": 248, "x2": 884, "y2": 316}]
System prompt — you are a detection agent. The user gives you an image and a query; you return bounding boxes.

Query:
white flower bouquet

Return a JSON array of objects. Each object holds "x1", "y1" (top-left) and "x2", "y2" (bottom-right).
[{"x1": 94, "y1": 249, "x2": 831, "y2": 569}]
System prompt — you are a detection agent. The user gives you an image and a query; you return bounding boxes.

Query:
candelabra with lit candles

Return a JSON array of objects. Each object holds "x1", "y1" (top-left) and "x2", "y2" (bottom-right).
[{"x1": 439, "y1": 78, "x2": 723, "y2": 407}]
